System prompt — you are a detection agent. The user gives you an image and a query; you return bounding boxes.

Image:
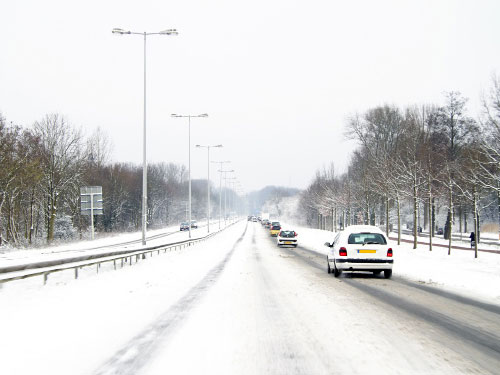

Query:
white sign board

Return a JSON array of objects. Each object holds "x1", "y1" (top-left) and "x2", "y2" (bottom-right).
[{"x1": 80, "y1": 186, "x2": 103, "y2": 215}]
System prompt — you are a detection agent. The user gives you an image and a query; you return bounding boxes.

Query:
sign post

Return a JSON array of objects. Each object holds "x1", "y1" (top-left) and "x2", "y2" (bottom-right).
[{"x1": 80, "y1": 186, "x2": 103, "y2": 240}]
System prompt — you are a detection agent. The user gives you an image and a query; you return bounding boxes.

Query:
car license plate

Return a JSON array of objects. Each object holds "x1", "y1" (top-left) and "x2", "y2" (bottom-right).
[
  {"x1": 285, "y1": 241, "x2": 292, "y2": 244},
  {"x1": 358, "y1": 250, "x2": 376, "y2": 253}
]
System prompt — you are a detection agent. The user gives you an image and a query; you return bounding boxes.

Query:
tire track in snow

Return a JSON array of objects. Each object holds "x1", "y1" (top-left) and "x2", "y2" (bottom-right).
[
  {"x1": 270, "y1": 239, "x2": 500, "y2": 373},
  {"x1": 93, "y1": 223, "x2": 248, "y2": 375},
  {"x1": 251, "y1": 224, "x2": 334, "y2": 374}
]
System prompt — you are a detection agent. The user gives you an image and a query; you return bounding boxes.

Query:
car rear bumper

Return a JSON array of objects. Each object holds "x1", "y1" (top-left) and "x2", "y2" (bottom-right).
[
  {"x1": 278, "y1": 239, "x2": 297, "y2": 246},
  {"x1": 331, "y1": 258, "x2": 393, "y2": 271}
]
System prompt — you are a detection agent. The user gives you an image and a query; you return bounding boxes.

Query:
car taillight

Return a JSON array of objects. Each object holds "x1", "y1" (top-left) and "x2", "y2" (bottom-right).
[
  {"x1": 278, "y1": 231, "x2": 282, "y2": 236},
  {"x1": 339, "y1": 247, "x2": 347, "y2": 256},
  {"x1": 294, "y1": 232, "x2": 297, "y2": 237},
  {"x1": 387, "y1": 248, "x2": 393, "y2": 257}
]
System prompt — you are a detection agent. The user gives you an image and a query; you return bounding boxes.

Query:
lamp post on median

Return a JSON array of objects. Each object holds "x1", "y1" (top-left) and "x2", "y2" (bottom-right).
[
  {"x1": 224, "y1": 174, "x2": 237, "y2": 224},
  {"x1": 171, "y1": 113, "x2": 208, "y2": 238},
  {"x1": 112, "y1": 27, "x2": 178, "y2": 245},
  {"x1": 196, "y1": 144, "x2": 223, "y2": 233},
  {"x1": 212, "y1": 161, "x2": 230, "y2": 229},
  {"x1": 219, "y1": 169, "x2": 234, "y2": 227}
]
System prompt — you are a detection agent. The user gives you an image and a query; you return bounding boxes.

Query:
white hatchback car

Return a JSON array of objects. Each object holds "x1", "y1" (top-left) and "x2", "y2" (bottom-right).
[
  {"x1": 325, "y1": 225, "x2": 393, "y2": 278},
  {"x1": 277, "y1": 230, "x2": 298, "y2": 247}
]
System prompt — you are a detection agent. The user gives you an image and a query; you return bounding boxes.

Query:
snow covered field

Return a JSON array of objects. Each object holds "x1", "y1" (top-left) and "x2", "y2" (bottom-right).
[{"x1": 284, "y1": 223, "x2": 500, "y2": 304}]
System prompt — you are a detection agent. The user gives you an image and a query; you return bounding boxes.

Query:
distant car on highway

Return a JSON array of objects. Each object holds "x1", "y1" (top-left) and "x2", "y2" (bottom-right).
[
  {"x1": 190, "y1": 220, "x2": 198, "y2": 228},
  {"x1": 437, "y1": 227, "x2": 444, "y2": 235},
  {"x1": 270, "y1": 221, "x2": 281, "y2": 236},
  {"x1": 325, "y1": 225, "x2": 393, "y2": 278},
  {"x1": 277, "y1": 230, "x2": 298, "y2": 247},
  {"x1": 180, "y1": 222, "x2": 189, "y2": 231}
]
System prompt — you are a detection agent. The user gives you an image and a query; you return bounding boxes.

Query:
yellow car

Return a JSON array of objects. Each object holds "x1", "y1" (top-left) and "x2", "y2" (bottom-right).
[{"x1": 270, "y1": 222, "x2": 281, "y2": 236}]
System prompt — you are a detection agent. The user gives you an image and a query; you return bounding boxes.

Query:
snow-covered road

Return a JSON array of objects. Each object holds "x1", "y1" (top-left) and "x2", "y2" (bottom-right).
[{"x1": 2, "y1": 221, "x2": 500, "y2": 374}]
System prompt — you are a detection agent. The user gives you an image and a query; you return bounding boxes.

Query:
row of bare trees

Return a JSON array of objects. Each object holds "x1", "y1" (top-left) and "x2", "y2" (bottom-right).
[
  {"x1": 300, "y1": 77, "x2": 500, "y2": 258},
  {"x1": 0, "y1": 113, "x2": 235, "y2": 247}
]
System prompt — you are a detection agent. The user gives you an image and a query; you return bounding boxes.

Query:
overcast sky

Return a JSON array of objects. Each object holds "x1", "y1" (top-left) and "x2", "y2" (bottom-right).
[{"x1": 1, "y1": 0, "x2": 499, "y2": 192}]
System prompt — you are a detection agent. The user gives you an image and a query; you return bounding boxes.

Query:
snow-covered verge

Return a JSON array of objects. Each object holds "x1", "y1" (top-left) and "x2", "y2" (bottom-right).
[
  {"x1": 0, "y1": 220, "x2": 217, "y2": 270},
  {"x1": 0, "y1": 221, "x2": 247, "y2": 375},
  {"x1": 284, "y1": 223, "x2": 500, "y2": 305}
]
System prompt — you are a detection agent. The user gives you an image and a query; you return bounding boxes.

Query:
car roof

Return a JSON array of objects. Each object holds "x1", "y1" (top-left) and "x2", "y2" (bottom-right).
[{"x1": 341, "y1": 225, "x2": 385, "y2": 235}]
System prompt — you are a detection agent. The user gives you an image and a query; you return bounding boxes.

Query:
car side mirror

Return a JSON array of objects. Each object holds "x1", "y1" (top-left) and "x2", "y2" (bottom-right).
[{"x1": 324, "y1": 242, "x2": 332, "y2": 248}]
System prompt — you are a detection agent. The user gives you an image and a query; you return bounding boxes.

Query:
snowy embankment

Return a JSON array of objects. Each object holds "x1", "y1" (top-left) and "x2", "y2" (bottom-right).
[
  {"x1": 0, "y1": 220, "x2": 212, "y2": 270},
  {"x1": 283, "y1": 223, "x2": 500, "y2": 305}
]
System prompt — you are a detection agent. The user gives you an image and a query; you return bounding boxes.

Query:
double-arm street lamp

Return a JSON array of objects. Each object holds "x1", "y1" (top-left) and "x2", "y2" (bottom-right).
[
  {"x1": 196, "y1": 144, "x2": 223, "y2": 233},
  {"x1": 171, "y1": 113, "x2": 208, "y2": 238},
  {"x1": 222, "y1": 172, "x2": 236, "y2": 225},
  {"x1": 212, "y1": 161, "x2": 230, "y2": 229},
  {"x1": 112, "y1": 27, "x2": 178, "y2": 245}
]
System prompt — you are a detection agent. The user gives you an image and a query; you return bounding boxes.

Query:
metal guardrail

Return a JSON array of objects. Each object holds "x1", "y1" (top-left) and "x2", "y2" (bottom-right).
[{"x1": 0, "y1": 221, "x2": 241, "y2": 285}]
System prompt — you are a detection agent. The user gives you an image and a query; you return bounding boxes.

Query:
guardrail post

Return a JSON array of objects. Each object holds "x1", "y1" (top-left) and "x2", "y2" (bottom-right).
[
  {"x1": 113, "y1": 260, "x2": 116, "y2": 270},
  {"x1": 75, "y1": 268, "x2": 78, "y2": 279},
  {"x1": 121, "y1": 258, "x2": 124, "y2": 268},
  {"x1": 130, "y1": 256, "x2": 132, "y2": 265},
  {"x1": 43, "y1": 273, "x2": 48, "y2": 285}
]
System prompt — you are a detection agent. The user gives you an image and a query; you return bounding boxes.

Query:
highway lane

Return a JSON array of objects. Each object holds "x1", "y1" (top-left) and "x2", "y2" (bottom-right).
[{"x1": 94, "y1": 221, "x2": 500, "y2": 374}]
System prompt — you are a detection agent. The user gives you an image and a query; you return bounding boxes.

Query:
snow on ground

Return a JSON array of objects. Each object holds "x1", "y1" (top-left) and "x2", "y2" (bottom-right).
[
  {"x1": 282, "y1": 222, "x2": 500, "y2": 305},
  {"x1": 0, "y1": 221, "x2": 246, "y2": 375}
]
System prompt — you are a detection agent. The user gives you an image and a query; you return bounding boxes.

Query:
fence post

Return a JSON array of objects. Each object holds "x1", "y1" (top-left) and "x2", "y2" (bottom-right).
[
  {"x1": 74, "y1": 268, "x2": 78, "y2": 279},
  {"x1": 43, "y1": 273, "x2": 48, "y2": 285}
]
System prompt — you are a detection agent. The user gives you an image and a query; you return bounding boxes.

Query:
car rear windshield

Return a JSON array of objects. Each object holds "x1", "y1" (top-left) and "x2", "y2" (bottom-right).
[
  {"x1": 280, "y1": 231, "x2": 295, "y2": 238},
  {"x1": 347, "y1": 233, "x2": 387, "y2": 245},
  {"x1": 272, "y1": 225, "x2": 281, "y2": 230}
]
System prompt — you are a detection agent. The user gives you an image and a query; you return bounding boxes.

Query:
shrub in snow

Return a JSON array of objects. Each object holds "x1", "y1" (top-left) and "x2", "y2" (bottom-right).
[{"x1": 54, "y1": 215, "x2": 77, "y2": 240}]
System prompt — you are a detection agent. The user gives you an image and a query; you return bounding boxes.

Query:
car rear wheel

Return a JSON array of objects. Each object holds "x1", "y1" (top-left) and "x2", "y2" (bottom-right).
[
  {"x1": 384, "y1": 269, "x2": 392, "y2": 279},
  {"x1": 327, "y1": 261, "x2": 331, "y2": 274},
  {"x1": 333, "y1": 263, "x2": 341, "y2": 277}
]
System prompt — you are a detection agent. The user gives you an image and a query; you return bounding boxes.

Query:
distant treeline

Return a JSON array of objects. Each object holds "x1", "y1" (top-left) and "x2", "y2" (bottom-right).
[
  {"x1": 0, "y1": 113, "x2": 239, "y2": 247},
  {"x1": 300, "y1": 77, "x2": 500, "y2": 253}
]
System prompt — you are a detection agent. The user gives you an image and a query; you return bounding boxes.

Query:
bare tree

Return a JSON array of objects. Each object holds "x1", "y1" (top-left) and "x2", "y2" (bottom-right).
[{"x1": 34, "y1": 114, "x2": 84, "y2": 242}]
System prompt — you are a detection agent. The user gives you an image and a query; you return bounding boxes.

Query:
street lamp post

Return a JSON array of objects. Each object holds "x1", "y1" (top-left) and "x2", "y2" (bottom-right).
[
  {"x1": 228, "y1": 178, "x2": 238, "y2": 222},
  {"x1": 222, "y1": 173, "x2": 236, "y2": 225},
  {"x1": 171, "y1": 113, "x2": 208, "y2": 238},
  {"x1": 212, "y1": 161, "x2": 230, "y2": 229},
  {"x1": 112, "y1": 27, "x2": 178, "y2": 245},
  {"x1": 196, "y1": 144, "x2": 222, "y2": 233}
]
